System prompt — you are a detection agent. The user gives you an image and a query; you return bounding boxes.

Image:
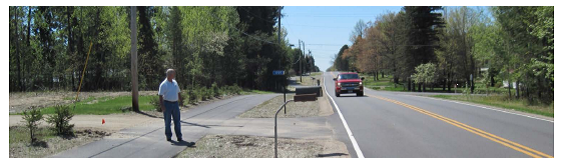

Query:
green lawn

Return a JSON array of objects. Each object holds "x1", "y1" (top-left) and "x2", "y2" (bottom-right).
[
  {"x1": 358, "y1": 73, "x2": 513, "y2": 94},
  {"x1": 38, "y1": 95, "x2": 156, "y2": 115},
  {"x1": 359, "y1": 74, "x2": 408, "y2": 92},
  {"x1": 429, "y1": 95, "x2": 553, "y2": 117}
]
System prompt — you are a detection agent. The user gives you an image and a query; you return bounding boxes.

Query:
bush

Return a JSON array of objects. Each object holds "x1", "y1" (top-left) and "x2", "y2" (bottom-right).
[
  {"x1": 212, "y1": 82, "x2": 220, "y2": 97},
  {"x1": 227, "y1": 85, "x2": 242, "y2": 95},
  {"x1": 196, "y1": 87, "x2": 205, "y2": 101},
  {"x1": 21, "y1": 106, "x2": 43, "y2": 143},
  {"x1": 187, "y1": 89, "x2": 198, "y2": 104},
  {"x1": 204, "y1": 87, "x2": 213, "y2": 100},
  {"x1": 46, "y1": 105, "x2": 75, "y2": 136},
  {"x1": 149, "y1": 95, "x2": 161, "y2": 111}
]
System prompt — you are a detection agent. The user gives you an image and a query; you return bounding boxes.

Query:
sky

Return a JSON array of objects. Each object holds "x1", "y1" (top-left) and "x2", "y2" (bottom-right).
[{"x1": 282, "y1": 6, "x2": 404, "y2": 72}]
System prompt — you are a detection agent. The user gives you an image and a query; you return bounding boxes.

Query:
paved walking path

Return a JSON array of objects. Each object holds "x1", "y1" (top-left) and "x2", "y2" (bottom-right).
[{"x1": 50, "y1": 94, "x2": 336, "y2": 158}]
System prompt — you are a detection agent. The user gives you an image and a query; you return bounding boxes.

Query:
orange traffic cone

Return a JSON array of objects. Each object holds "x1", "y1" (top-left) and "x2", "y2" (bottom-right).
[{"x1": 102, "y1": 119, "x2": 105, "y2": 124}]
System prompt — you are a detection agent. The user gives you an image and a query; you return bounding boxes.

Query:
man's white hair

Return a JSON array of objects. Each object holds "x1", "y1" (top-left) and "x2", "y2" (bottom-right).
[{"x1": 166, "y1": 69, "x2": 175, "y2": 76}]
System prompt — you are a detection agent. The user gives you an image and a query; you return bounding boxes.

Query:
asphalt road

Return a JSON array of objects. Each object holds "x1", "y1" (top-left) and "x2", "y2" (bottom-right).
[{"x1": 323, "y1": 72, "x2": 553, "y2": 158}]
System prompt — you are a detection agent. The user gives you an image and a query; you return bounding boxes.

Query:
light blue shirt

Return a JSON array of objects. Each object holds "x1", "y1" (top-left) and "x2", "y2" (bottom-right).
[{"x1": 158, "y1": 79, "x2": 180, "y2": 101}]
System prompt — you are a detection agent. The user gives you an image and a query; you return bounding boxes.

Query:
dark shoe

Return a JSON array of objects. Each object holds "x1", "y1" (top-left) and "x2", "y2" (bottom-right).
[
  {"x1": 166, "y1": 138, "x2": 172, "y2": 141},
  {"x1": 177, "y1": 138, "x2": 183, "y2": 142}
]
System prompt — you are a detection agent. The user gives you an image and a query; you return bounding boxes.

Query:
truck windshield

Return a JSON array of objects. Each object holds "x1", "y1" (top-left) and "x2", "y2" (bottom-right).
[{"x1": 339, "y1": 74, "x2": 359, "y2": 80}]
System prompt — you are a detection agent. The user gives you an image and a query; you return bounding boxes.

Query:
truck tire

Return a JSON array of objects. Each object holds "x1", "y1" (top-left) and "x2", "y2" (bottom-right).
[{"x1": 357, "y1": 92, "x2": 364, "y2": 96}]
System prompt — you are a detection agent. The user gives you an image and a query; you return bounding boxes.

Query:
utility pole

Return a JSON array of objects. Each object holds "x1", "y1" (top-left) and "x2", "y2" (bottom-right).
[
  {"x1": 130, "y1": 6, "x2": 139, "y2": 111},
  {"x1": 299, "y1": 40, "x2": 303, "y2": 83},
  {"x1": 278, "y1": 7, "x2": 287, "y2": 114}
]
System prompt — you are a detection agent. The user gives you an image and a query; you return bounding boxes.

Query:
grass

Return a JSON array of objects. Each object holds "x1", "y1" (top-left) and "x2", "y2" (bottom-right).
[
  {"x1": 241, "y1": 89, "x2": 276, "y2": 95},
  {"x1": 10, "y1": 126, "x2": 56, "y2": 145},
  {"x1": 294, "y1": 74, "x2": 322, "y2": 86},
  {"x1": 429, "y1": 95, "x2": 554, "y2": 117},
  {"x1": 310, "y1": 72, "x2": 322, "y2": 76},
  {"x1": 9, "y1": 125, "x2": 107, "y2": 158},
  {"x1": 359, "y1": 74, "x2": 409, "y2": 92},
  {"x1": 359, "y1": 73, "x2": 515, "y2": 94},
  {"x1": 32, "y1": 95, "x2": 156, "y2": 115}
]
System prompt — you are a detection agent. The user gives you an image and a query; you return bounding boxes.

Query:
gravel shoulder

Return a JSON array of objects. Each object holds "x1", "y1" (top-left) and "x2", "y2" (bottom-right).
[
  {"x1": 176, "y1": 135, "x2": 349, "y2": 158},
  {"x1": 238, "y1": 94, "x2": 321, "y2": 118},
  {"x1": 9, "y1": 126, "x2": 109, "y2": 158}
]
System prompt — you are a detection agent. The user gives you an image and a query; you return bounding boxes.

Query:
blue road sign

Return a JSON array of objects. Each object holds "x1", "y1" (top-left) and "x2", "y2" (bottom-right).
[{"x1": 273, "y1": 70, "x2": 285, "y2": 75}]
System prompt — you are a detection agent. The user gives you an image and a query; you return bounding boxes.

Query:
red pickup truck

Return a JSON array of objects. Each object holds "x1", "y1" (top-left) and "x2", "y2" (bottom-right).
[{"x1": 333, "y1": 72, "x2": 365, "y2": 97}]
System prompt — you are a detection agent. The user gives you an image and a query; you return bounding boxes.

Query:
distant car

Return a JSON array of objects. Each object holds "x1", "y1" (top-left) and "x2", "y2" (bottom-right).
[{"x1": 333, "y1": 72, "x2": 364, "y2": 97}]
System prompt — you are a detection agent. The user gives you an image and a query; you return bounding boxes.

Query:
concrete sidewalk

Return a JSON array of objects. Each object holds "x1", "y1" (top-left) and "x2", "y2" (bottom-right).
[{"x1": 50, "y1": 94, "x2": 337, "y2": 158}]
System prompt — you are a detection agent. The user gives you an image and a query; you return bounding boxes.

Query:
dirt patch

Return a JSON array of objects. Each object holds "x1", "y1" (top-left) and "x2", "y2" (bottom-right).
[
  {"x1": 9, "y1": 126, "x2": 109, "y2": 158},
  {"x1": 238, "y1": 95, "x2": 320, "y2": 118},
  {"x1": 9, "y1": 91, "x2": 158, "y2": 113},
  {"x1": 176, "y1": 135, "x2": 349, "y2": 158},
  {"x1": 10, "y1": 111, "x2": 163, "y2": 134}
]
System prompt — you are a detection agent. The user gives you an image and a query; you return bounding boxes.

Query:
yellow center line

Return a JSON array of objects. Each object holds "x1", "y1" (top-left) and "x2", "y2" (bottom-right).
[
  {"x1": 328, "y1": 71, "x2": 552, "y2": 157},
  {"x1": 366, "y1": 94, "x2": 553, "y2": 158}
]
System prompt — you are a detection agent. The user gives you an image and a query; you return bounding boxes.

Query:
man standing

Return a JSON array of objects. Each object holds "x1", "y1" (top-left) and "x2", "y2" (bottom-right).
[{"x1": 159, "y1": 69, "x2": 184, "y2": 142}]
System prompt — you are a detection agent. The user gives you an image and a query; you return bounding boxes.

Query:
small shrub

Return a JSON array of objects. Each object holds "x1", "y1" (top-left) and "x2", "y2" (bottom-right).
[
  {"x1": 46, "y1": 105, "x2": 75, "y2": 136},
  {"x1": 228, "y1": 85, "x2": 242, "y2": 95},
  {"x1": 187, "y1": 89, "x2": 198, "y2": 104},
  {"x1": 207, "y1": 87, "x2": 213, "y2": 99},
  {"x1": 212, "y1": 82, "x2": 220, "y2": 97},
  {"x1": 149, "y1": 95, "x2": 161, "y2": 111},
  {"x1": 21, "y1": 106, "x2": 43, "y2": 143}
]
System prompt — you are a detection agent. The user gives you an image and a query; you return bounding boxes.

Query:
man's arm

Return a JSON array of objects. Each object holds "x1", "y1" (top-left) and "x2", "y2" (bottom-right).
[
  {"x1": 159, "y1": 95, "x2": 165, "y2": 112},
  {"x1": 178, "y1": 93, "x2": 183, "y2": 106}
]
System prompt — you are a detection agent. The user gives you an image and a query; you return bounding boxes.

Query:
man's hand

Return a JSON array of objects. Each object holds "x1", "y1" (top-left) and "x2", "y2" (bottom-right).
[
  {"x1": 159, "y1": 95, "x2": 165, "y2": 112},
  {"x1": 178, "y1": 93, "x2": 183, "y2": 106}
]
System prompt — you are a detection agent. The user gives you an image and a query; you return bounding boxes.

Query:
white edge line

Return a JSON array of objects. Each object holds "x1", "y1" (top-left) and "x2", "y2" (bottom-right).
[
  {"x1": 323, "y1": 72, "x2": 365, "y2": 158},
  {"x1": 403, "y1": 94, "x2": 554, "y2": 123}
]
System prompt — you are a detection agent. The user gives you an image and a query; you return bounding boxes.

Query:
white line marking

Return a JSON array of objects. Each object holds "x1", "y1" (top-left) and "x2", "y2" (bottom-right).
[
  {"x1": 403, "y1": 94, "x2": 554, "y2": 123},
  {"x1": 324, "y1": 72, "x2": 365, "y2": 158}
]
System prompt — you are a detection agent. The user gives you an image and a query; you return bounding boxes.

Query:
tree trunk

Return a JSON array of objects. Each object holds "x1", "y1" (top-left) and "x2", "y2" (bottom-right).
[
  {"x1": 418, "y1": 83, "x2": 422, "y2": 92},
  {"x1": 516, "y1": 80, "x2": 520, "y2": 98},
  {"x1": 381, "y1": 71, "x2": 384, "y2": 78},
  {"x1": 447, "y1": 72, "x2": 451, "y2": 92},
  {"x1": 407, "y1": 77, "x2": 411, "y2": 91},
  {"x1": 24, "y1": 6, "x2": 31, "y2": 91},
  {"x1": 68, "y1": 6, "x2": 75, "y2": 91},
  {"x1": 507, "y1": 81, "x2": 512, "y2": 99},
  {"x1": 375, "y1": 71, "x2": 379, "y2": 80},
  {"x1": 373, "y1": 71, "x2": 376, "y2": 81},
  {"x1": 490, "y1": 75, "x2": 495, "y2": 87},
  {"x1": 16, "y1": 6, "x2": 22, "y2": 91}
]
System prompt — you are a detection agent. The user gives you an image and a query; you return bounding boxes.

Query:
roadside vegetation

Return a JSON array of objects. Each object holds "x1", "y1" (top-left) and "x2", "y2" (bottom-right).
[
  {"x1": 429, "y1": 95, "x2": 553, "y2": 117},
  {"x1": 9, "y1": 6, "x2": 320, "y2": 97},
  {"x1": 9, "y1": 126, "x2": 108, "y2": 158},
  {"x1": 328, "y1": 6, "x2": 553, "y2": 111}
]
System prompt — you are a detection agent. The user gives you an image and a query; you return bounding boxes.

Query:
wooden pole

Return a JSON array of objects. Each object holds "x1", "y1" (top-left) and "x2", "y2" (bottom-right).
[{"x1": 130, "y1": 6, "x2": 139, "y2": 111}]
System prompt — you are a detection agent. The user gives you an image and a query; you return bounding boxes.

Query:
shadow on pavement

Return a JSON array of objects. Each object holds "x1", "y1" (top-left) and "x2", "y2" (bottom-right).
[
  {"x1": 317, "y1": 153, "x2": 348, "y2": 157},
  {"x1": 335, "y1": 95, "x2": 368, "y2": 98},
  {"x1": 170, "y1": 140, "x2": 196, "y2": 147},
  {"x1": 179, "y1": 120, "x2": 243, "y2": 129},
  {"x1": 134, "y1": 110, "x2": 162, "y2": 119}
]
